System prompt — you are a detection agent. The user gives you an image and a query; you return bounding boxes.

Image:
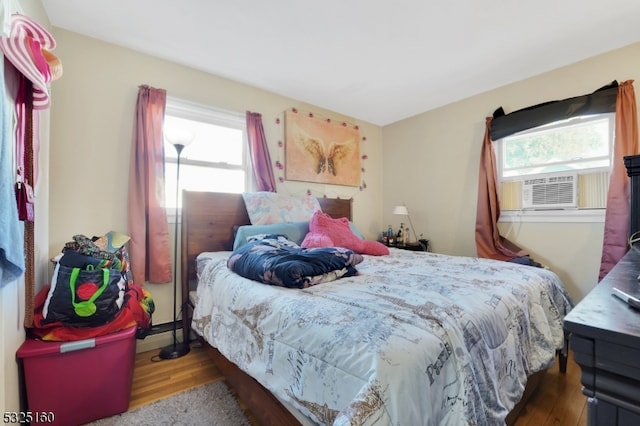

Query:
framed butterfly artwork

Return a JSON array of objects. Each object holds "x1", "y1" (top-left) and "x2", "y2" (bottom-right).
[{"x1": 284, "y1": 110, "x2": 361, "y2": 186}]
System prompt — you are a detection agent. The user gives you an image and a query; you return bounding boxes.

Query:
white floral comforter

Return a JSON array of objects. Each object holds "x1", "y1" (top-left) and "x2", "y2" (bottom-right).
[{"x1": 192, "y1": 249, "x2": 572, "y2": 426}]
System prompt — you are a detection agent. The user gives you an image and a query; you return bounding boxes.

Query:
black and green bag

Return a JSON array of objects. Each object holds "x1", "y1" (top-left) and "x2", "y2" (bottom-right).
[{"x1": 43, "y1": 263, "x2": 126, "y2": 327}]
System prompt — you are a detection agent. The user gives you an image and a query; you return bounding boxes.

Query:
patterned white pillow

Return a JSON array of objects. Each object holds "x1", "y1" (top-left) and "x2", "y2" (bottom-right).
[{"x1": 242, "y1": 192, "x2": 321, "y2": 225}]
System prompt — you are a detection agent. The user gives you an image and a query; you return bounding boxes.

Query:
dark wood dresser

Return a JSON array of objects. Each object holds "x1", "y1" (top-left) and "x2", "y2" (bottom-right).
[
  {"x1": 564, "y1": 250, "x2": 640, "y2": 425},
  {"x1": 563, "y1": 154, "x2": 640, "y2": 425}
]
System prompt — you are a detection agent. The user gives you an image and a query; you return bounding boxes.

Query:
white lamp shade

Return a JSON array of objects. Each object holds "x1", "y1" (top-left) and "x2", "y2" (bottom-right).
[
  {"x1": 393, "y1": 205, "x2": 409, "y2": 215},
  {"x1": 164, "y1": 124, "x2": 195, "y2": 146}
]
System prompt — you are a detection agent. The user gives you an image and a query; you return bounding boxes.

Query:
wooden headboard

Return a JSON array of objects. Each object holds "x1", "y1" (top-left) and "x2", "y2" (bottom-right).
[{"x1": 179, "y1": 191, "x2": 352, "y2": 338}]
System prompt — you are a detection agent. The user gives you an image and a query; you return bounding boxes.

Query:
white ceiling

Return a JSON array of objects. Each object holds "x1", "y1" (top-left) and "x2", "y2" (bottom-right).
[{"x1": 41, "y1": 0, "x2": 640, "y2": 126}]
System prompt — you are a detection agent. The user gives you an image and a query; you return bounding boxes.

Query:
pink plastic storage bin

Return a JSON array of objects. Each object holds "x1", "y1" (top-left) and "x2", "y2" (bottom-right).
[{"x1": 16, "y1": 326, "x2": 136, "y2": 426}]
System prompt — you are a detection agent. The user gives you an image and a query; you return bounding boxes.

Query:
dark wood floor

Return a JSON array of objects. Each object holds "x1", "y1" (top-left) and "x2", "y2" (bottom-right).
[
  {"x1": 512, "y1": 352, "x2": 587, "y2": 426},
  {"x1": 130, "y1": 342, "x2": 587, "y2": 425}
]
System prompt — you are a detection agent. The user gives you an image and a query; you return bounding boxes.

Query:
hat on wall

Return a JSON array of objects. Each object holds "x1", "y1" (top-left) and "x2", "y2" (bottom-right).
[
  {"x1": 0, "y1": 14, "x2": 62, "y2": 109},
  {"x1": 42, "y1": 48, "x2": 63, "y2": 81}
]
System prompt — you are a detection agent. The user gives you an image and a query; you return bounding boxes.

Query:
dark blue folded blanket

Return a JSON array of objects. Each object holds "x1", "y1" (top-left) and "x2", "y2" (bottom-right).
[{"x1": 227, "y1": 234, "x2": 364, "y2": 288}]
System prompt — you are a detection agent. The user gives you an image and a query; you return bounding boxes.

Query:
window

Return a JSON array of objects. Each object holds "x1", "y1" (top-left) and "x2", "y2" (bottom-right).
[
  {"x1": 496, "y1": 113, "x2": 614, "y2": 217},
  {"x1": 164, "y1": 97, "x2": 249, "y2": 212}
]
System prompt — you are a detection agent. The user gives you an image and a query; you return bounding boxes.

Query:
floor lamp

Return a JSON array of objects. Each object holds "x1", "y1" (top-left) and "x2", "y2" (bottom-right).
[{"x1": 159, "y1": 133, "x2": 193, "y2": 360}]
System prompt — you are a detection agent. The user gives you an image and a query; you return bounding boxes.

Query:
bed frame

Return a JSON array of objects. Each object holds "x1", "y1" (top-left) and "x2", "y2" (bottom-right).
[{"x1": 179, "y1": 190, "x2": 545, "y2": 425}]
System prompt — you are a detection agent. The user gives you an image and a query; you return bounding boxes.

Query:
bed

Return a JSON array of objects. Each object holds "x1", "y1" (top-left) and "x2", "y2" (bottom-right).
[{"x1": 180, "y1": 190, "x2": 572, "y2": 425}]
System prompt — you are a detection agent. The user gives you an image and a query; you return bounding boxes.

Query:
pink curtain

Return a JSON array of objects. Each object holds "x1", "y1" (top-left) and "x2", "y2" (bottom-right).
[
  {"x1": 475, "y1": 116, "x2": 527, "y2": 260},
  {"x1": 127, "y1": 85, "x2": 172, "y2": 285},
  {"x1": 599, "y1": 80, "x2": 639, "y2": 279},
  {"x1": 246, "y1": 111, "x2": 276, "y2": 192}
]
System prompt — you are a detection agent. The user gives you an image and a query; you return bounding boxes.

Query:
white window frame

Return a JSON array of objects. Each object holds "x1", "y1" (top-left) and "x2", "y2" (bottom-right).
[
  {"x1": 164, "y1": 97, "x2": 250, "y2": 222},
  {"x1": 496, "y1": 112, "x2": 615, "y2": 223}
]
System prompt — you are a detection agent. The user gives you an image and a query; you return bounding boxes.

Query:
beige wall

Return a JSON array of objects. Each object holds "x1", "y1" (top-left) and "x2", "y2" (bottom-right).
[{"x1": 383, "y1": 41, "x2": 640, "y2": 303}]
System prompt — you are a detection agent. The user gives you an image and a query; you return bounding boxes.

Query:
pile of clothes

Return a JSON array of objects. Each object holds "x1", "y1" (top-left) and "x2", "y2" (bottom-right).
[{"x1": 30, "y1": 231, "x2": 154, "y2": 341}]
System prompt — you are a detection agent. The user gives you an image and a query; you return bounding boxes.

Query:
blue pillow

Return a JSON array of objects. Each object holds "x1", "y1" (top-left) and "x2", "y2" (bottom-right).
[
  {"x1": 233, "y1": 220, "x2": 365, "y2": 250},
  {"x1": 233, "y1": 222, "x2": 310, "y2": 250},
  {"x1": 348, "y1": 222, "x2": 365, "y2": 240}
]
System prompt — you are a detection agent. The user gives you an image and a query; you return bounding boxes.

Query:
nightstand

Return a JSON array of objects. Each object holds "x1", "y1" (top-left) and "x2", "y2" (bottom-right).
[{"x1": 396, "y1": 240, "x2": 430, "y2": 252}]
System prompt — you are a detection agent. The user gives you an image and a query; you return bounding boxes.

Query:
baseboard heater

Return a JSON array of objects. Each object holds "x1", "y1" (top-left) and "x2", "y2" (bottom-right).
[
  {"x1": 147, "y1": 320, "x2": 180, "y2": 336},
  {"x1": 147, "y1": 320, "x2": 195, "y2": 344}
]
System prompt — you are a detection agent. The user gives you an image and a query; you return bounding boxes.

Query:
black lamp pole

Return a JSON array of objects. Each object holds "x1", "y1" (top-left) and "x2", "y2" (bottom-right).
[{"x1": 159, "y1": 143, "x2": 190, "y2": 359}]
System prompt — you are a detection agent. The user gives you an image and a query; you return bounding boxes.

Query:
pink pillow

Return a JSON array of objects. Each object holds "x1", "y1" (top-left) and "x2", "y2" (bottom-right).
[{"x1": 301, "y1": 211, "x2": 389, "y2": 256}]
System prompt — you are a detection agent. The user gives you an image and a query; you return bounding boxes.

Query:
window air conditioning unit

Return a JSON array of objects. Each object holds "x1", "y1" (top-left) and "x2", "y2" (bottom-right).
[{"x1": 522, "y1": 173, "x2": 578, "y2": 209}]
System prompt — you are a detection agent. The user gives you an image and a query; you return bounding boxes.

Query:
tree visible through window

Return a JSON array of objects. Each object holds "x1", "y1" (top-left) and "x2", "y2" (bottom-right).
[
  {"x1": 499, "y1": 114, "x2": 613, "y2": 178},
  {"x1": 496, "y1": 113, "x2": 614, "y2": 211}
]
